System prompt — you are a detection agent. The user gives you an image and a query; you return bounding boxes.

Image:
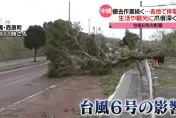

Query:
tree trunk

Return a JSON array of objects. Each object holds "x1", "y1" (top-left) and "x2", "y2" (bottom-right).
[{"x1": 34, "y1": 47, "x2": 37, "y2": 62}]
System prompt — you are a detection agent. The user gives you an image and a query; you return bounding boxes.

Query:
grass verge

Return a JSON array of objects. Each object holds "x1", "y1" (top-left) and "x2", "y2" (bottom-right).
[
  {"x1": 153, "y1": 57, "x2": 176, "y2": 87},
  {"x1": 100, "y1": 62, "x2": 134, "y2": 96},
  {"x1": 157, "y1": 80, "x2": 176, "y2": 87},
  {"x1": 73, "y1": 106, "x2": 99, "y2": 118}
]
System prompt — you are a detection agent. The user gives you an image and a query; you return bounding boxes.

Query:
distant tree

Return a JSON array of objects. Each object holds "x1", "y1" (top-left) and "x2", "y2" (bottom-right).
[
  {"x1": 122, "y1": 29, "x2": 140, "y2": 50},
  {"x1": 24, "y1": 25, "x2": 47, "y2": 62},
  {"x1": 149, "y1": 29, "x2": 165, "y2": 40},
  {"x1": 43, "y1": 21, "x2": 53, "y2": 34},
  {"x1": 119, "y1": 40, "x2": 124, "y2": 47}
]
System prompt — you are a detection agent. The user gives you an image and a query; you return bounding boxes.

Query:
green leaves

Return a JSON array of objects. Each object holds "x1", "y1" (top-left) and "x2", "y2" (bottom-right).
[
  {"x1": 24, "y1": 25, "x2": 47, "y2": 50},
  {"x1": 122, "y1": 30, "x2": 140, "y2": 50}
]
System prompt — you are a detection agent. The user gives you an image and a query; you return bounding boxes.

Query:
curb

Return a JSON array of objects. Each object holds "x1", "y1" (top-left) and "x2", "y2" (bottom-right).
[
  {"x1": 99, "y1": 73, "x2": 126, "y2": 117},
  {"x1": 108, "y1": 73, "x2": 125, "y2": 102}
]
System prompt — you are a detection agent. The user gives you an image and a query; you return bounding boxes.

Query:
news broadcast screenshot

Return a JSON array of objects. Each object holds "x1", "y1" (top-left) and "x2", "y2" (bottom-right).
[{"x1": 0, "y1": 0, "x2": 175, "y2": 118}]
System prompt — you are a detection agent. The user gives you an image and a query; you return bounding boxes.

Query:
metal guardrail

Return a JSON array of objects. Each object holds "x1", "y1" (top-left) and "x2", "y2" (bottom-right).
[
  {"x1": 144, "y1": 60, "x2": 153, "y2": 100},
  {"x1": 144, "y1": 60, "x2": 155, "y2": 118},
  {"x1": 136, "y1": 61, "x2": 143, "y2": 77}
]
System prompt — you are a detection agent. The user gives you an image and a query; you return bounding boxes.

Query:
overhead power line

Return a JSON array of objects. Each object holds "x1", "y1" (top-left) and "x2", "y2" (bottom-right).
[
  {"x1": 142, "y1": 3, "x2": 176, "y2": 7},
  {"x1": 20, "y1": 0, "x2": 49, "y2": 11}
]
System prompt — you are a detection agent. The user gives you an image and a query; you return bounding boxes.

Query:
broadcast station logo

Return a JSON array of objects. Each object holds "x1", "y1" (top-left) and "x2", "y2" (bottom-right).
[{"x1": 99, "y1": 4, "x2": 112, "y2": 18}]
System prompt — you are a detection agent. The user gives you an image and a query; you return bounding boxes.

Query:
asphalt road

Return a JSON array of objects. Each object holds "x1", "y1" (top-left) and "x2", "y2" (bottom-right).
[
  {"x1": 0, "y1": 62, "x2": 58, "y2": 110},
  {"x1": 0, "y1": 57, "x2": 46, "y2": 67}
]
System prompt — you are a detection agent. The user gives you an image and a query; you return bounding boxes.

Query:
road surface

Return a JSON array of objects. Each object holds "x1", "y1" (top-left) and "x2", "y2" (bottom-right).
[
  {"x1": 107, "y1": 69, "x2": 143, "y2": 118},
  {"x1": 0, "y1": 62, "x2": 59, "y2": 111},
  {"x1": 0, "y1": 57, "x2": 46, "y2": 67}
]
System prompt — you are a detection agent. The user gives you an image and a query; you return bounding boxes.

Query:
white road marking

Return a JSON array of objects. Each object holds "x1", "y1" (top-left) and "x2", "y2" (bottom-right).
[
  {"x1": 4, "y1": 76, "x2": 35, "y2": 85},
  {"x1": 108, "y1": 73, "x2": 125, "y2": 101},
  {"x1": 0, "y1": 60, "x2": 50, "y2": 112},
  {"x1": 115, "y1": 73, "x2": 125, "y2": 91},
  {"x1": 98, "y1": 73, "x2": 126, "y2": 117},
  {"x1": 0, "y1": 84, "x2": 57, "y2": 112},
  {"x1": 0, "y1": 74, "x2": 45, "y2": 87},
  {"x1": 0, "y1": 62, "x2": 49, "y2": 75}
]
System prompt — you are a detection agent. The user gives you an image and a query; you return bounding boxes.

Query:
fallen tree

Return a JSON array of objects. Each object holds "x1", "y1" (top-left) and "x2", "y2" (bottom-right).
[{"x1": 44, "y1": 19, "x2": 160, "y2": 77}]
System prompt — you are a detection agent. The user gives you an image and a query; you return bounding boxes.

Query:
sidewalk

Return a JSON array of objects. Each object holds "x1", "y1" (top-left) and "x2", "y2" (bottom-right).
[
  {"x1": 107, "y1": 69, "x2": 143, "y2": 118},
  {"x1": 0, "y1": 57, "x2": 47, "y2": 72}
]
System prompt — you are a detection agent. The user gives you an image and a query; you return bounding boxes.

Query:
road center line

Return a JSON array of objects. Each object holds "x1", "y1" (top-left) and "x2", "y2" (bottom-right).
[
  {"x1": 1, "y1": 75, "x2": 42, "y2": 87},
  {"x1": 0, "y1": 84, "x2": 57, "y2": 112},
  {"x1": 0, "y1": 71, "x2": 47, "y2": 88},
  {"x1": 0, "y1": 62, "x2": 49, "y2": 75}
]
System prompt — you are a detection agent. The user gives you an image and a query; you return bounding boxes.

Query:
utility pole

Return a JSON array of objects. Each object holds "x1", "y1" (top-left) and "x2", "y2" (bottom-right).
[
  {"x1": 139, "y1": 1, "x2": 142, "y2": 51},
  {"x1": 68, "y1": 1, "x2": 70, "y2": 23},
  {"x1": 95, "y1": 27, "x2": 97, "y2": 34},
  {"x1": 88, "y1": 19, "x2": 90, "y2": 34}
]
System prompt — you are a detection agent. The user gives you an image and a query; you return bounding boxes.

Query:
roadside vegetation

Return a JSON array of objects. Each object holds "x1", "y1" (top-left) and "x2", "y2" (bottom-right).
[
  {"x1": 42, "y1": 19, "x2": 176, "y2": 95},
  {"x1": 0, "y1": 37, "x2": 44, "y2": 61},
  {"x1": 153, "y1": 57, "x2": 176, "y2": 87},
  {"x1": 100, "y1": 62, "x2": 134, "y2": 96}
]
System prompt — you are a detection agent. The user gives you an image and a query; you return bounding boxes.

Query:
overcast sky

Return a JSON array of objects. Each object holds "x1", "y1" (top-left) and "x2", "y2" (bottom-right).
[{"x1": 0, "y1": 0, "x2": 174, "y2": 39}]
